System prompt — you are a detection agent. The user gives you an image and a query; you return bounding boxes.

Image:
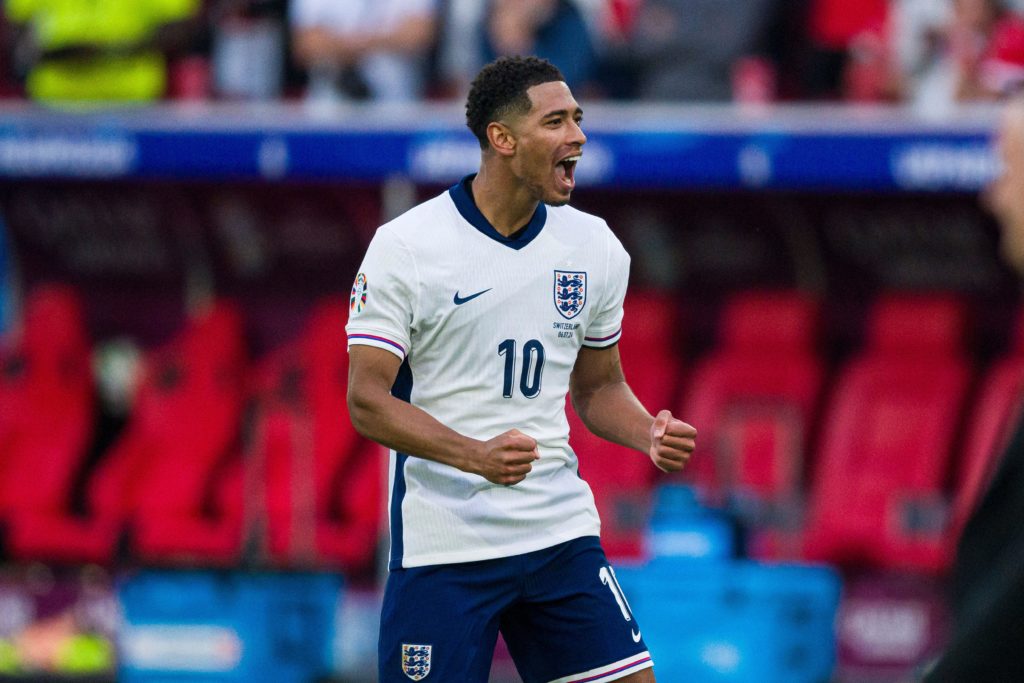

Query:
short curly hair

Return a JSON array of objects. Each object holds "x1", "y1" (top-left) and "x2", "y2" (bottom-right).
[{"x1": 466, "y1": 56, "x2": 565, "y2": 150}]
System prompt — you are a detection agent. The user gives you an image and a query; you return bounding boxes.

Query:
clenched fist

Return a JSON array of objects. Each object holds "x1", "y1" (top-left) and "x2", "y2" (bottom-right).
[
  {"x1": 472, "y1": 429, "x2": 541, "y2": 486},
  {"x1": 649, "y1": 410, "x2": 697, "y2": 473}
]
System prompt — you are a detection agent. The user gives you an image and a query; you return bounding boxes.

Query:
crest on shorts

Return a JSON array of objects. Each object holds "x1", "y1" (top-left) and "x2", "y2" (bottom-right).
[
  {"x1": 350, "y1": 273, "x2": 368, "y2": 314},
  {"x1": 401, "y1": 643, "x2": 432, "y2": 680},
  {"x1": 554, "y1": 270, "x2": 587, "y2": 320}
]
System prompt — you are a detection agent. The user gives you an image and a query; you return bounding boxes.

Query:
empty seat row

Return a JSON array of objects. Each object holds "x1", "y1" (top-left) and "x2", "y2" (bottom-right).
[
  {"x1": 0, "y1": 286, "x2": 381, "y2": 572},
  {"x1": 2, "y1": 284, "x2": 1020, "y2": 575},
  {"x1": 578, "y1": 289, "x2": 1024, "y2": 574}
]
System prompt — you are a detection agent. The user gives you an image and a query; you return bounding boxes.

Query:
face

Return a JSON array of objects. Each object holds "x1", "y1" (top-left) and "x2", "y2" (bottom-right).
[
  {"x1": 986, "y1": 102, "x2": 1024, "y2": 274},
  {"x1": 505, "y1": 81, "x2": 586, "y2": 206}
]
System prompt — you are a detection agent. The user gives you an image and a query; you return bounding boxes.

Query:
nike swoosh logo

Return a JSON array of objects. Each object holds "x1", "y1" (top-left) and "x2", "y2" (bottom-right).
[
  {"x1": 453, "y1": 288, "x2": 492, "y2": 305},
  {"x1": 632, "y1": 629, "x2": 642, "y2": 643}
]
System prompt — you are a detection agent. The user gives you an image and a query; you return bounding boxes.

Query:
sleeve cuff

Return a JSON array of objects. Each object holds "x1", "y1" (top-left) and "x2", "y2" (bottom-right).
[
  {"x1": 582, "y1": 328, "x2": 622, "y2": 348},
  {"x1": 347, "y1": 333, "x2": 407, "y2": 360}
]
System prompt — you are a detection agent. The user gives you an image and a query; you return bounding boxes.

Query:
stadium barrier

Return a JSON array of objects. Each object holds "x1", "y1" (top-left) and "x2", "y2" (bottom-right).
[{"x1": 119, "y1": 570, "x2": 341, "y2": 682}]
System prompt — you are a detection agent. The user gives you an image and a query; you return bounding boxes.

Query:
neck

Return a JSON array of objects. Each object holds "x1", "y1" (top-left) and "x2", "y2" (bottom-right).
[{"x1": 471, "y1": 163, "x2": 539, "y2": 237}]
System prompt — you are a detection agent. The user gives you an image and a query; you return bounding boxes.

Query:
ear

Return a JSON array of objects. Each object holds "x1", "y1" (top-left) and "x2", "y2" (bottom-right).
[{"x1": 486, "y1": 121, "x2": 516, "y2": 157}]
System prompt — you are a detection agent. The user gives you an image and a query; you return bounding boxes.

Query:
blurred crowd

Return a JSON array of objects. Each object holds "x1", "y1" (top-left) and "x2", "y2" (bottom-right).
[{"x1": 1, "y1": 0, "x2": 1024, "y2": 108}]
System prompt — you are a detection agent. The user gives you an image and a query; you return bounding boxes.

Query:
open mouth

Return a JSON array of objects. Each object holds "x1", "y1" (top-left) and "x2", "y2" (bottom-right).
[{"x1": 556, "y1": 154, "x2": 581, "y2": 189}]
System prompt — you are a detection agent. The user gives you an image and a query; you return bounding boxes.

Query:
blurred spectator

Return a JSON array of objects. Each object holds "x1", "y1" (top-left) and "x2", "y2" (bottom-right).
[
  {"x1": 624, "y1": 0, "x2": 777, "y2": 101},
  {"x1": 433, "y1": 0, "x2": 598, "y2": 99},
  {"x1": 4, "y1": 0, "x2": 202, "y2": 103},
  {"x1": 289, "y1": 0, "x2": 437, "y2": 103},
  {"x1": 211, "y1": 0, "x2": 286, "y2": 99},
  {"x1": 942, "y1": 0, "x2": 1020, "y2": 102},
  {"x1": 804, "y1": 0, "x2": 889, "y2": 99},
  {"x1": 0, "y1": 13, "x2": 24, "y2": 96},
  {"x1": 893, "y1": 0, "x2": 1024, "y2": 110},
  {"x1": 602, "y1": 0, "x2": 643, "y2": 42},
  {"x1": 890, "y1": 0, "x2": 954, "y2": 107},
  {"x1": 979, "y1": 5, "x2": 1024, "y2": 97},
  {"x1": 482, "y1": 0, "x2": 597, "y2": 91},
  {"x1": 433, "y1": 0, "x2": 484, "y2": 97}
]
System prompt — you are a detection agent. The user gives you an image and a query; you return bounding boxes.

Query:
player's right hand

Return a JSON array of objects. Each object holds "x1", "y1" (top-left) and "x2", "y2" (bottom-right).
[{"x1": 473, "y1": 429, "x2": 540, "y2": 486}]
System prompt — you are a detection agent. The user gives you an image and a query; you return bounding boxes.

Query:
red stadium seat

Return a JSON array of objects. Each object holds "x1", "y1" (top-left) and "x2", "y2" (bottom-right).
[
  {"x1": 252, "y1": 299, "x2": 382, "y2": 573},
  {"x1": 948, "y1": 310, "x2": 1024, "y2": 542},
  {"x1": 804, "y1": 294, "x2": 971, "y2": 572},
  {"x1": 133, "y1": 457, "x2": 245, "y2": 563},
  {"x1": 0, "y1": 285, "x2": 94, "y2": 520},
  {"x1": 7, "y1": 302, "x2": 247, "y2": 565},
  {"x1": 569, "y1": 289, "x2": 683, "y2": 561},
  {"x1": 676, "y1": 290, "x2": 823, "y2": 558}
]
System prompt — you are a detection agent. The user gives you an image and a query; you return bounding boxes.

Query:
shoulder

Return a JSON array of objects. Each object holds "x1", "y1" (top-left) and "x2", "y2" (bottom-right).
[
  {"x1": 546, "y1": 203, "x2": 610, "y2": 234},
  {"x1": 547, "y1": 204, "x2": 629, "y2": 261},
  {"x1": 375, "y1": 192, "x2": 455, "y2": 249}
]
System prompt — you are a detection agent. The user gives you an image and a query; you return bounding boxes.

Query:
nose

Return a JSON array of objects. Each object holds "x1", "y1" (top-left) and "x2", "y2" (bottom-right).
[{"x1": 569, "y1": 119, "x2": 587, "y2": 147}]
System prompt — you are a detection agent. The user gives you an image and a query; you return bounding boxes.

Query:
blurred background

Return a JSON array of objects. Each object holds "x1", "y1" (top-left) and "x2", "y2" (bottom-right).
[{"x1": 0, "y1": 0, "x2": 1023, "y2": 681}]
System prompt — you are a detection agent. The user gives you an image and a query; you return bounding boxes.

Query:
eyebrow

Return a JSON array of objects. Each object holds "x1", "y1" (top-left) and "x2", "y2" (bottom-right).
[{"x1": 542, "y1": 107, "x2": 584, "y2": 120}]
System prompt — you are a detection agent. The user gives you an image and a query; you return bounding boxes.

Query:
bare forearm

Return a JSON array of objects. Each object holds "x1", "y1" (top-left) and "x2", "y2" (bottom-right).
[
  {"x1": 377, "y1": 15, "x2": 435, "y2": 55},
  {"x1": 293, "y1": 16, "x2": 434, "y2": 67},
  {"x1": 349, "y1": 392, "x2": 481, "y2": 474},
  {"x1": 572, "y1": 380, "x2": 654, "y2": 453}
]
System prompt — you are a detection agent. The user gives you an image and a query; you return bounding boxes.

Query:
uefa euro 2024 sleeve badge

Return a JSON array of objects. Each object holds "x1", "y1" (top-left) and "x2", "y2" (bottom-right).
[
  {"x1": 554, "y1": 270, "x2": 587, "y2": 320},
  {"x1": 401, "y1": 643, "x2": 432, "y2": 680},
  {"x1": 350, "y1": 273, "x2": 368, "y2": 314}
]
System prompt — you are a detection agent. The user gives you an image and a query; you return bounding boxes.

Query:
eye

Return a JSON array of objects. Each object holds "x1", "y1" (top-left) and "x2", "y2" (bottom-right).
[{"x1": 546, "y1": 118, "x2": 561, "y2": 127}]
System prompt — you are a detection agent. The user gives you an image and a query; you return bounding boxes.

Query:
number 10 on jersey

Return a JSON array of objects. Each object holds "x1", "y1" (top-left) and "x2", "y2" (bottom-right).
[{"x1": 498, "y1": 339, "x2": 546, "y2": 399}]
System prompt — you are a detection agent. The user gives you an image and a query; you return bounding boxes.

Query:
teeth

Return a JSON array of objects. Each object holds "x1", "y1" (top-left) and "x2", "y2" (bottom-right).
[{"x1": 562, "y1": 155, "x2": 581, "y2": 164}]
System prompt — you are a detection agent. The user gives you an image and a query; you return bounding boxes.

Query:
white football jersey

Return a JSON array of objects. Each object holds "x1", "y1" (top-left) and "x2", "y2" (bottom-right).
[{"x1": 347, "y1": 176, "x2": 630, "y2": 569}]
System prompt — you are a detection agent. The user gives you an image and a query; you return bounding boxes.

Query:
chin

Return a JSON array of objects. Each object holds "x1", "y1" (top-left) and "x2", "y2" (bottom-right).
[{"x1": 544, "y1": 189, "x2": 573, "y2": 207}]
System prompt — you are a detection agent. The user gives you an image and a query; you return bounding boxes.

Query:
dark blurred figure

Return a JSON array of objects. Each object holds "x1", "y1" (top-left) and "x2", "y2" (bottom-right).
[
  {"x1": 289, "y1": 0, "x2": 437, "y2": 103},
  {"x1": 623, "y1": 0, "x2": 778, "y2": 101},
  {"x1": 803, "y1": 0, "x2": 889, "y2": 98},
  {"x1": 5, "y1": 0, "x2": 203, "y2": 103},
  {"x1": 923, "y1": 97, "x2": 1024, "y2": 682},
  {"x1": 482, "y1": 0, "x2": 597, "y2": 91}
]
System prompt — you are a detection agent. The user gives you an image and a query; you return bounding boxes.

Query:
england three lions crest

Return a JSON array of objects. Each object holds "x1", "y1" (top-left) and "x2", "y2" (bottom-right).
[
  {"x1": 402, "y1": 644, "x2": 431, "y2": 680},
  {"x1": 554, "y1": 270, "x2": 587, "y2": 320}
]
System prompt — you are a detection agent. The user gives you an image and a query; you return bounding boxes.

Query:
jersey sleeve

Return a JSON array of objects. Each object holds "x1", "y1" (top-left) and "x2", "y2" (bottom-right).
[
  {"x1": 582, "y1": 231, "x2": 630, "y2": 349},
  {"x1": 345, "y1": 227, "x2": 417, "y2": 360}
]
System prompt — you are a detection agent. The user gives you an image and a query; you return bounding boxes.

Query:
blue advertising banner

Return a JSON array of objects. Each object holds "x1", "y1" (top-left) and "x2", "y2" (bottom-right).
[
  {"x1": 0, "y1": 103, "x2": 1001, "y2": 191},
  {"x1": 119, "y1": 570, "x2": 342, "y2": 683}
]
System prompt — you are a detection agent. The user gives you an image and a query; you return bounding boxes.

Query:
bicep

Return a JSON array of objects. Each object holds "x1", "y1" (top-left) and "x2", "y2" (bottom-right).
[
  {"x1": 570, "y1": 344, "x2": 626, "y2": 400},
  {"x1": 347, "y1": 344, "x2": 403, "y2": 406}
]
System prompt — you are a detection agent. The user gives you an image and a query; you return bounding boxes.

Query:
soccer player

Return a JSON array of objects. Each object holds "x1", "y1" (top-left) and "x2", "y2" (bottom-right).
[
  {"x1": 923, "y1": 97, "x2": 1024, "y2": 681},
  {"x1": 346, "y1": 56, "x2": 697, "y2": 683}
]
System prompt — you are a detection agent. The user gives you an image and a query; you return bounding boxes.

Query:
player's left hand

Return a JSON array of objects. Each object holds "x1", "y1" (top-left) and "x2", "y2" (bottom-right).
[{"x1": 649, "y1": 409, "x2": 697, "y2": 473}]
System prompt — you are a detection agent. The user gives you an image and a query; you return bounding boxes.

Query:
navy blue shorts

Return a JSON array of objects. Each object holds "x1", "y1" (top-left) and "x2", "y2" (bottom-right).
[{"x1": 378, "y1": 536, "x2": 652, "y2": 682}]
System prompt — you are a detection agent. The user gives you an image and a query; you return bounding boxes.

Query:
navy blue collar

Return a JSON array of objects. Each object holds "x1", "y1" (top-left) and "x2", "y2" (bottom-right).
[{"x1": 448, "y1": 174, "x2": 546, "y2": 250}]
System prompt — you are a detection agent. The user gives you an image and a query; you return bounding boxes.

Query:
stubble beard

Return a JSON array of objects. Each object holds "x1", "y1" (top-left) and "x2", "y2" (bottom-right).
[{"x1": 524, "y1": 172, "x2": 570, "y2": 208}]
